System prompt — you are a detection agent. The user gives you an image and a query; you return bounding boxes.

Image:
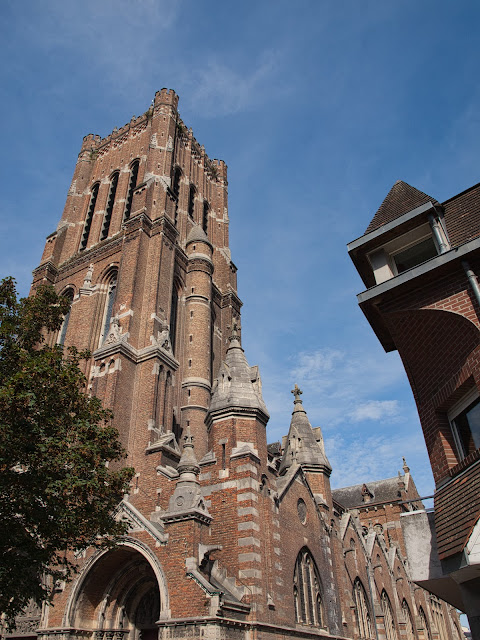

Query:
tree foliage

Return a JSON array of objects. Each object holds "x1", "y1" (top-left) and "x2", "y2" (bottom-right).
[{"x1": 0, "y1": 277, "x2": 134, "y2": 623}]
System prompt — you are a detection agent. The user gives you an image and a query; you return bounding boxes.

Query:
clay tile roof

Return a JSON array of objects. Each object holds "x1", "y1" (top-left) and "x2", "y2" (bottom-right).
[{"x1": 365, "y1": 180, "x2": 440, "y2": 234}]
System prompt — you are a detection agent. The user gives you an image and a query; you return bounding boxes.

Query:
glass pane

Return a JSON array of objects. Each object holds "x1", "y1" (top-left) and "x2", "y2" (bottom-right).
[
  {"x1": 456, "y1": 398, "x2": 480, "y2": 455},
  {"x1": 394, "y1": 237, "x2": 437, "y2": 274}
]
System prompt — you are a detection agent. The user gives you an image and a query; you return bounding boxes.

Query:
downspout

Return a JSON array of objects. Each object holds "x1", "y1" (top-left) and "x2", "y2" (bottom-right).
[
  {"x1": 428, "y1": 211, "x2": 449, "y2": 254},
  {"x1": 462, "y1": 261, "x2": 480, "y2": 309}
]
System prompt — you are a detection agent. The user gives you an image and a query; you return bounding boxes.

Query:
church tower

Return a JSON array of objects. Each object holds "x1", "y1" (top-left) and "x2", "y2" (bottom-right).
[
  {"x1": 32, "y1": 89, "x2": 241, "y2": 477},
  {"x1": 23, "y1": 92, "x2": 462, "y2": 640}
]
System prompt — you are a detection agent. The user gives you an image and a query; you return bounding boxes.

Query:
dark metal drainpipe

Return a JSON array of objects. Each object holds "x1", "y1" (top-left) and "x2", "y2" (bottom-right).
[
  {"x1": 462, "y1": 261, "x2": 480, "y2": 309},
  {"x1": 428, "y1": 212, "x2": 449, "y2": 254}
]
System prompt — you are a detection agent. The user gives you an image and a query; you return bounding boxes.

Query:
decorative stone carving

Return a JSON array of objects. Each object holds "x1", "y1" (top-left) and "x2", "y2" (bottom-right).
[
  {"x1": 83, "y1": 263, "x2": 94, "y2": 288},
  {"x1": 104, "y1": 316, "x2": 128, "y2": 345}
]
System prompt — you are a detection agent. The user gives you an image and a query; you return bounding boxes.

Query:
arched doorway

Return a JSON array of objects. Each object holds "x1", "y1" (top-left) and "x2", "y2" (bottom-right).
[{"x1": 67, "y1": 543, "x2": 166, "y2": 640}]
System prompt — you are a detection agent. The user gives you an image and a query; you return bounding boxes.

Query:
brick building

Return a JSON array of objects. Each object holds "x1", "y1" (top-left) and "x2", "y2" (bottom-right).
[
  {"x1": 348, "y1": 180, "x2": 480, "y2": 637},
  {"x1": 12, "y1": 91, "x2": 461, "y2": 640}
]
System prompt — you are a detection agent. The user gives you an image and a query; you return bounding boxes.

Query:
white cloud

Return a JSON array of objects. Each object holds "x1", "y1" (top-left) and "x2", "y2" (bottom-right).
[
  {"x1": 290, "y1": 346, "x2": 406, "y2": 424},
  {"x1": 348, "y1": 399, "x2": 400, "y2": 422},
  {"x1": 325, "y1": 431, "x2": 434, "y2": 496}
]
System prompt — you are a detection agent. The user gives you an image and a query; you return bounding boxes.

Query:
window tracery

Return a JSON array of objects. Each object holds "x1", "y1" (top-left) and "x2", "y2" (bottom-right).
[
  {"x1": 100, "y1": 171, "x2": 119, "y2": 241},
  {"x1": 402, "y1": 599, "x2": 416, "y2": 640},
  {"x1": 293, "y1": 548, "x2": 324, "y2": 628},
  {"x1": 123, "y1": 160, "x2": 139, "y2": 222},
  {"x1": 381, "y1": 591, "x2": 398, "y2": 640},
  {"x1": 353, "y1": 578, "x2": 373, "y2": 639},
  {"x1": 80, "y1": 182, "x2": 99, "y2": 250},
  {"x1": 100, "y1": 274, "x2": 117, "y2": 345},
  {"x1": 58, "y1": 288, "x2": 74, "y2": 346}
]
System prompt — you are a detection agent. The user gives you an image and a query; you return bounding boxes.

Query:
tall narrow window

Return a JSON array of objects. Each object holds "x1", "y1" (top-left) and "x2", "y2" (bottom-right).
[
  {"x1": 203, "y1": 201, "x2": 209, "y2": 234},
  {"x1": 58, "y1": 289, "x2": 74, "y2": 346},
  {"x1": 353, "y1": 578, "x2": 373, "y2": 639},
  {"x1": 402, "y1": 600, "x2": 415, "y2": 640},
  {"x1": 123, "y1": 160, "x2": 139, "y2": 222},
  {"x1": 80, "y1": 183, "x2": 99, "y2": 250},
  {"x1": 430, "y1": 597, "x2": 448, "y2": 640},
  {"x1": 293, "y1": 548, "x2": 324, "y2": 628},
  {"x1": 170, "y1": 284, "x2": 179, "y2": 355},
  {"x1": 381, "y1": 591, "x2": 398, "y2": 640},
  {"x1": 100, "y1": 275, "x2": 117, "y2": 345},
  {"x1": 172, "y1": 166, "x2": 182, "y2": 226},
  {"x1": 100, "y1": 172, "x2": 119, "y2": 241},
  {"x1": 418, "y1": 608, "x2": 432, "y2": 640},
  {"x1": 188, "y1": 184, "x2": 196, "y2": 219}
]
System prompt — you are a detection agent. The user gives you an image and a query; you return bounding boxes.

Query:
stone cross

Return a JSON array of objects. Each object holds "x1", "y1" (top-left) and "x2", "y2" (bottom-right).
[{"x1": 291, "y1": 384, "x2": 303, "y2": 402}]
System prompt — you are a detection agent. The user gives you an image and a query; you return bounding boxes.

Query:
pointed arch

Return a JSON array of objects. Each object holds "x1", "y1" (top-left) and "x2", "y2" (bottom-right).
[
  {"x1": 100, "y1": 171, "x2": 119, "y2": 241},
  {"x1": 353, "y1": 578, "x2": 374, "y2": 639},
  {"x1": 402, "y1": 599, "x2": 416, "y2": 640},
  {"x1": 381, "y1": 590, "x2": 398, "y2": 640},
  {"x1": 418, "y1": 607, "x2": 432, "y2": 640},
  {"x1": 58, "y1": 288, "x2": 75, "y2": 346},
  {"x1": 99, "y1": 270, "x2": 118, "y2": 345},
  {"x1": 123, "y1": 160, "x2": 140, "y2": 222},
  {"x1": 293, "y1": 547, "x2": 325, "y2": 628},
  {"x1": 188, "y1": 183, "x2": 196, "y2": 219},
  {"x1": 80, "y1": 182, "x2": 100, "y2": 250}
]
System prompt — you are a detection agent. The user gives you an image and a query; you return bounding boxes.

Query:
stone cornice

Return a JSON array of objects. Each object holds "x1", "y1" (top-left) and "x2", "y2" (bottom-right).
[{"x1": 93, "y1": 339, "x2": 179, "y2": 369}]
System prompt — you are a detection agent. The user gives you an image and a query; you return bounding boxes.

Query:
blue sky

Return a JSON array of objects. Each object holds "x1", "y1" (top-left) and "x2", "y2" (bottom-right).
[{"x1": 2, "y1": 1, "x2": 480, "y2": 498}]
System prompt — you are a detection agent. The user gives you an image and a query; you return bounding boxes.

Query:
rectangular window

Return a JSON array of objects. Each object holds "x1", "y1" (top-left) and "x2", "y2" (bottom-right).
[
  {"x1": 448, "y1": 389, "x2": 480, "y2": 459},
  {"x1": 392, "y1": 236, "x2": 438, "y2": 274}
]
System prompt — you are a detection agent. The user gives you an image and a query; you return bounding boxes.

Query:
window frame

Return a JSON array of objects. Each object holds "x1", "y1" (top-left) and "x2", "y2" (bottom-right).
[{"x1": 448, "y1": 387, "x2": 480, "y2": 460}]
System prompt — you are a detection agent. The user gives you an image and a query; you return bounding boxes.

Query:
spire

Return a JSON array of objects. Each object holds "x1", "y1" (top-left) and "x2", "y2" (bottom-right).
[
  {"x1": 208, "y1": 324, "x2": 269, "y2": 423},
  {"x1": 402, "y1": 456, "x2": 410, "y2": 474},
  {"x1": 163, "y1": 427, "x2": 211, "y2": 523},
  {"x1": 278, "y1": 385, "x2": 331, "y2": 476}
]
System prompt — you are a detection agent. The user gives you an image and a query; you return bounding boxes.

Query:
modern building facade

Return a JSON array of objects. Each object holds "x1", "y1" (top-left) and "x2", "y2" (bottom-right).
[
  {"x1": 9, "y1": 92, "x2": 461, "y2": 640},
  {"x1": 348, "y1": 179, "x2": 480, "y2": 637}
]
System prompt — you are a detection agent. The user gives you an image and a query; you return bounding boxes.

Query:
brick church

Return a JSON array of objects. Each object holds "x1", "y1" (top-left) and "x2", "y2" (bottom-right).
[{"x1": 15, "y1": 90, "x2": 461, "y2": 640}]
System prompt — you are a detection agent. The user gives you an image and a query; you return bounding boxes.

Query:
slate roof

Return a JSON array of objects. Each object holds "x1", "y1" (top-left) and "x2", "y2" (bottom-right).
[
  {"x1": 186, "y1": 223, "x2": 212, "y2": 246},
  {"x1": 332, "y1": 476, "x2": 403, "y2": 509},
  {"x1": 365, "y1": 180, "x2": 440, "y2": 234}
]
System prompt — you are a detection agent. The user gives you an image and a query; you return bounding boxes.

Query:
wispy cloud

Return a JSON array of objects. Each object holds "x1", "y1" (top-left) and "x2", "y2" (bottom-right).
[
  {"x1": 183, "y1": 50, "x2": 282, "y2": 116},
  {"x1": 290, "y1": 346, "x2": 406, "y2": 424},
  {"x1": 326, "y1": 431, "x2": 433, "y2": 494},
  {"x1": 348, "y1": 399, "x2": 400, "y2": 422}
]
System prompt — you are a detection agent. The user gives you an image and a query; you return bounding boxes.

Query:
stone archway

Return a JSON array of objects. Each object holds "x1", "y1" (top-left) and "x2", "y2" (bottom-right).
[{"x1": 66, "y1": 543, "x2": 167, "y2": 640}]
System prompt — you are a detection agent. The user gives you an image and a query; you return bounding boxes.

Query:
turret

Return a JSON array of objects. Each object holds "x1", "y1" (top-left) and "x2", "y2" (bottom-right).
[{"x1": 279, "y1": 385, "x2": 332, "y2": 508}]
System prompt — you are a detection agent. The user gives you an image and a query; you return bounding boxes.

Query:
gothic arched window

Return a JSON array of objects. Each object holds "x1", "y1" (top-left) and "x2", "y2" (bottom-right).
[
  {"x1": 418, "y1": 607, "x2": 432, "y2": 640},
  {"x1": 402, "y1": 600, "x2": 415, "y2": 640},
  {"x1": 80, "y1": 182, "x2": 99, "y2": 250},
  {"x1": 169, "y1": 282, "x2": 179, "y2": 355},
  {"x1": 188, "y1": 184, "x2": 196, "y2": 219},
  {"x1": 123, "y1": 160, "x2": 139, "y2": 222},
  {"x1": 202, "y1": 200, "x2": 209, "y2": 234},
  {"x1": 430, "y1": 596, "x2": 448, "y2": 640},
  {"x1": 172, "y1": 166, "x2": 182, "y2": 226},
  {"x1": 293, "y1": 548, "x2": 325, "y2": 628},
  {"x1": 99, "y1": 273, "x2": 117, "y2": 345},
  {"x1": 58, "y1": 288, "x2": 74, "y2": 346},
  {"x1": 100, "y1": 171, "x2": 119, "y2": 241},
  {"x1": 353, "y1": 578, "x2": 373, "y2": 639},
  {"x1": 381, "y1": 591, "x2": 398, "y2": 640}
]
